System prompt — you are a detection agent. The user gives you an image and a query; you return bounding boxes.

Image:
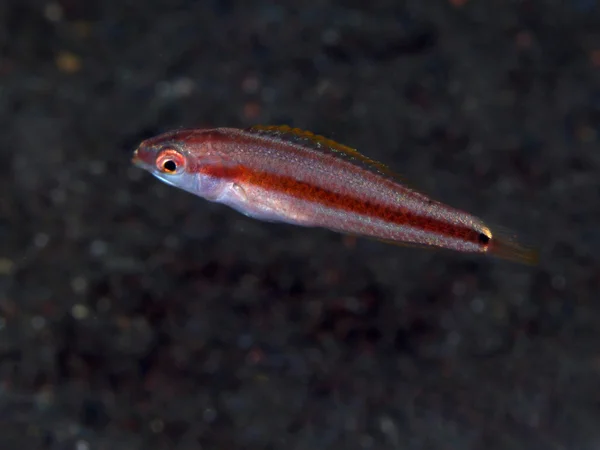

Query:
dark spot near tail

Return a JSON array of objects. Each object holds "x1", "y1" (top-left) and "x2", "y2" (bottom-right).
[{"x1": 478, "y1": 233, "x2": 490, "y2": 244}]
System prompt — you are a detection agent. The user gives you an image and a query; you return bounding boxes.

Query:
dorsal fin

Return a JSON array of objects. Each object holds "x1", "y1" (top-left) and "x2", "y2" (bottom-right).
[{"x1": 247, "y1": 124, "x2": 429, "y2": 196}]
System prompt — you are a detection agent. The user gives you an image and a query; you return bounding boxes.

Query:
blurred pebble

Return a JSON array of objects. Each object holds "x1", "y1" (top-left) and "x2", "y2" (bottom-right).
[
  {"x1": 116, "y1": 315, "x2": 130, "y2": 330},
  {"x1": 452, "y1": 280, "x2": 467, "y2": 296},
  {"x1": 150, "y1": 418, "x2": 164, "y2": 433},
  {"x1": 462, "y1": 96, "x2": 478, "y2": 112},
  {"x1": 35, "y1": 386, "x2": 54, "y2": 410},
  {"x1": 66, "y1": 217, "x2": 83, "y2": 239},
  {"x1": 97, "y1": 297, "x2": 111, "y2": 313},
  {"x1": 342, "y1": 235, "x2": 357, "y2": 248},
  {"x1": 237, "y1": 333, "x2": 253, "y2": 349},
  {"x1": 90, "y1": 240, "x2": 107, "y2": 257},
  {"x1": 552, "y1": 274, "x2": 566, "y2": 290},
  {"x1": 447, "y1": 330, "x2": 461, "y2": 347},
  {"x1": 50, "y1": 188, "x2": 67, "y2": 205},
  {"x1": 132, "y1": 316, "x2": 149, "y2": 331},
  {"x1": 261, "y1": 86, "x2": 277, "y2": 103},
  {"x1": 351, "y1": 101, "x2": 367, "y2": 119},
  {"x1": 156, "y1": 78, "x2": 195, "y2": 99},
  {"x1": 203, "y1": 407, "x2": 217, "y2": 423},
  {"x1": 204, "y1": 350, "x2": 221, "y2": 373},
  {"x1": 379, "y1": 416, "x2": 399, "y2": 447},
  {"x1": 171, "y1": 77, "x2": 195, "y2": 96},
  {"x1": 247, "y1": 347, "x2": 264, "y2": 364},
  {"x1": 72, "y1": 179, "x2": 88, "y2": 194},
  {"x1": 515, "y1": 31, "x2": 534, "y2": 50},
  {"x1": 0, "y1": 258, "x2": 14, "y2": 275},
  {"x1": 163, "y1": 235, "x2": 179, "y2": 249},
  {"x1": 56, "y1": 51, "x2": 82, "y2": 74},
  {"x1": 440, "y1": 312, "x2": 454, "y2": 329},
  {"x1": 241, "y1": 75, "x2": 260, "y2": 94},
  {"x1": 73, "y1": 21, "x2": 92, "y2": 38},
  {"x1": 577, "y1": 125, "x2": 596, "y2": 143},
  {"x1": 115, "y1": 190, "x2": 132, "y2": 206},
  {"x1": 127, "y1": 166, "x2": 144, "y2": 181},
  {"x1": 470, "y1": 297, "x2": 485, "y2": 313},
  {"x1": 44, "y1": 3, "x2": 63, "y2": 22},
  {"x1": 75, "y1": 441, "x2": 90, "y2": 450},
  {"x1": 238, "y1": 274, "x2": 259, "y2": 291},
  {"x1": 34, "y1": 233, "x2": 49, "y2": 249},
  {"x1": 243, "y1": 101, "x2": 261, "y2": 120},
  {"x1": 492, "y1": 302, "x2": 507, "y2": 320},
  {"x1": 321, "y1": 29, "x2": 340, "y2": 46},
  {"x1": 68, "y1": 423, "x2": 81, "y2": 437},
  {"x1": 360, "y1": 435, "x2": 375, "y2": 448},
  {"x1": 71, "y1": 276, "x2": 88, "y2": 294},
  {"x1": 345, "y1": 296, "x2": 360, "y2": 313},
  {"x1": 89, "y1": 160, "x2": 106, "y2": 176},
  {"x1": 0, "y1": 299, "x2": 16, "y2": 318},
  {"x1": 31, "y1": 316, "x2": 46, "y2": 331},
  {"x1": 72, "y1": 304, "x2": 89, "y2": 320},
  {"x1": 316, "y1": 79, "x2": 333, "y2": 97}
]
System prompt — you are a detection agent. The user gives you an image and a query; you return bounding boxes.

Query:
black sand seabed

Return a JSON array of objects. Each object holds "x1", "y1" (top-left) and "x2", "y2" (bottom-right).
[{"x1": 2, "y1": 1, "x2": 600, "y2": 449}]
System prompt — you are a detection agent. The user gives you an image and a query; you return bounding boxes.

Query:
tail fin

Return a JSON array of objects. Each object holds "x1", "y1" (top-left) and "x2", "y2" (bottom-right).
[{"x1": 487, "y1": 225, "x2": 539, "y2": 265}]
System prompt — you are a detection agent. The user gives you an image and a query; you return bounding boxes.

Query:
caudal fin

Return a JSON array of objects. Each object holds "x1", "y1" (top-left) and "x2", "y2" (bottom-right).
[{"x1": 487, "y1": 226, "x2": 539, "y2": 265}]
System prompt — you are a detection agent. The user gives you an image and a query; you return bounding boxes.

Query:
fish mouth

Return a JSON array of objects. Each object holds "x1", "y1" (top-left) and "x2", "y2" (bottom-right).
[{"x1": 131, "y1": 148, "x2": 143, "y2": 167}]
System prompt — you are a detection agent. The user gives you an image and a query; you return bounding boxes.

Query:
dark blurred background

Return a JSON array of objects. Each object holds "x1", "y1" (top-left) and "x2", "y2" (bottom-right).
[{"x1": 2, "y1": 0, "x2": 600, "y2": 449}]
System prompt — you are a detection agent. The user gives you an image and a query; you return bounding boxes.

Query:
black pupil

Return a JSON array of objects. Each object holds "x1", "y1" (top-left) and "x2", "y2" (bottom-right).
[
  {"x1": 478, "y1": 233, "x2": 490, "y2": 245},
  {"x1": 163, "y1": 160, "x2": 177, "y2": 172}
]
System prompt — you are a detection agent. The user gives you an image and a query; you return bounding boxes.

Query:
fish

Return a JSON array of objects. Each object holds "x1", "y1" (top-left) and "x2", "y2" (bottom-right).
[{"x1": 132, "y1": 125, "x2": 538, "y2": 264}]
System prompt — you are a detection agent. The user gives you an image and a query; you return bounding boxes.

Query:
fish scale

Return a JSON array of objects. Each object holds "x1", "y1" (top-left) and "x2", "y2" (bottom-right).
[{"x1": 133, "y1": 125, "x2": 537, "y2": 264}]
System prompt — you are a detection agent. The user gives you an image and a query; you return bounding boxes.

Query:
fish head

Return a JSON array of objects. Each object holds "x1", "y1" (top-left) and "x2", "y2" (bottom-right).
[{"x1": 132, "y1": 129, "x2": 227, "y2": 199}]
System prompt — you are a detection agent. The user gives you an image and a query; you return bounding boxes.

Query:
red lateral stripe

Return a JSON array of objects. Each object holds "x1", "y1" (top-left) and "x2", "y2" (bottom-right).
[{"x1": 202, "y1": 164, "x2": 481, "y2": 244}]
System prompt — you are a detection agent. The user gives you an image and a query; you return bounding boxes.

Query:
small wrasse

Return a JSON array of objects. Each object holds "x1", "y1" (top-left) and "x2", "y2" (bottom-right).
[{"x1": 132, "y1": 125, "x2": 537, "y2": 264}]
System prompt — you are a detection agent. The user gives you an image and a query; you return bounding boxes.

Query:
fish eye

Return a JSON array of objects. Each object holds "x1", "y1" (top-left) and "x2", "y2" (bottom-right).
[
  {"x1": 156, "y1": 148, "x2": 185, "y2": 174},
  {"x1": 163, "y1": 159, "x2": 177, "y2": 172}
]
